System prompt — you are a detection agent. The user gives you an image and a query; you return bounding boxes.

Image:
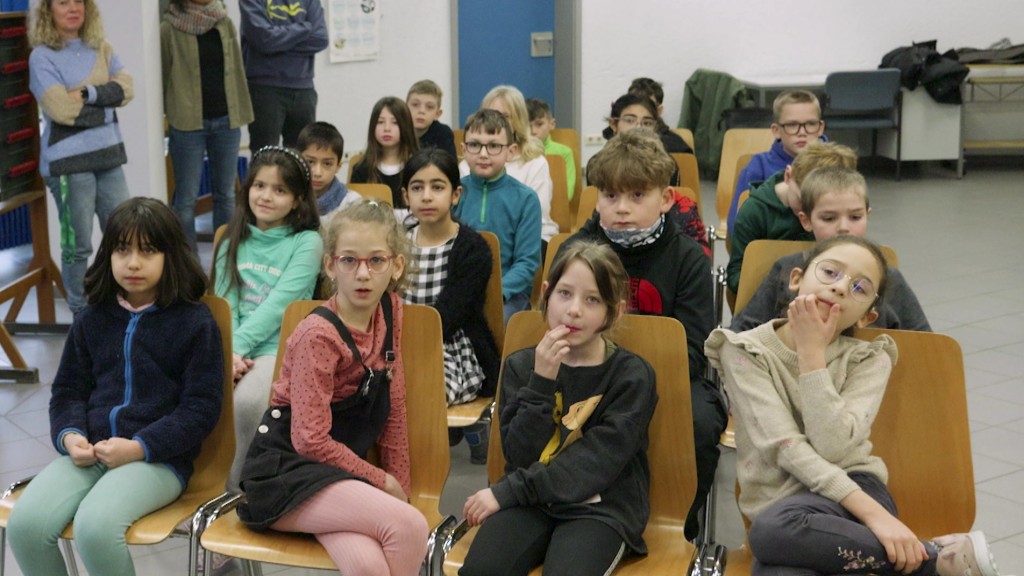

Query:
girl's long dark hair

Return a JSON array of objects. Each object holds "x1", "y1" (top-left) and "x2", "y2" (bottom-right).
[
  {"x1": 84, "y1": 197, "x2": 206, "y2": 307},
  {"x1": 210, "y1": 147, "x2": 320, "y2": 293},
  {"x1": 360, "y1": 97, "x2": 419, "y2": 185}
]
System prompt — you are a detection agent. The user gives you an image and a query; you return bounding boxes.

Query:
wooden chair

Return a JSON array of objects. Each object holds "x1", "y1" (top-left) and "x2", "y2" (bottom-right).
[
  {"x1": 672, "y1": 127, "x2": 696, "y2": 156},
  {"x1": 0, "y1": 295, "x2": 236, "y2": 576},
  {"x1": 348, "y1": 182, "x2": 394, "y2": 206},
  {"x1": 574, "y1": 185, "x2": 598, "y2": 232},
  {"x1": 197, "y1": 302, "x2": 455, "y2": 575},
  {"x1": 442, "y1": 311, "x2": 700, "y2": 575},
  {"x1": 454, "y1": 129, "x2": 464, "y2": 160},
  {"x1": 446, "y1": 232, "x2": 504, "y2": 428},
  {"x1": 540, "y1": 232, "x2": 572, "y2": 282},
  {"x1": 671, "y1": 152, "x2": 701, "y2": 208},
  {"x1": 346, "y1": 151, "x2": 365, "y2": 183},
  {"x1": 545, "y1": 154, "x2": 573, "y2": 233},
  {"x1": 723, "y1": 328, "x2": 973, "y2": 574},
  {"x1": 549, "y1": 127, "x2": 582, "y2": 214},
  {"x1": 715, "y1": 129, "x2": 774, "y2": 238}
]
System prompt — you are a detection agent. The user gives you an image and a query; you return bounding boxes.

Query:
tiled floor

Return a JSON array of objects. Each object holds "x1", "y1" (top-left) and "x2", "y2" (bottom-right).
[{"x1": 2, "y1": 158, "x2": 1023, "y2": 574}]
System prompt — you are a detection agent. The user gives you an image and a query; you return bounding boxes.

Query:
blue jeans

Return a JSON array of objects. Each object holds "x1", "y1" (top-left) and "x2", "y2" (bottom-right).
[
  {"x1": 46, "y1": 166, "x2": 129, "y2": 316},
  {"x1": 503, "y1": 289, "x2": 531, "y2": 325},
  {"x1": 169, "y1": 116, "x2": 241, "y2": 251}
]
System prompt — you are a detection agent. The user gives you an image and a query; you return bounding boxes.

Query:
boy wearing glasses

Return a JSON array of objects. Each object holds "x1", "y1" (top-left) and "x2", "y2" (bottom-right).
[
  {"x1": 454, "y1": 109, "x2": 541, "y2": 322},
  {"x1": 727, "y1": 142, "x2": 856, "y2": 293},
  {"x1": 730, "y1": 167, "x2": 930, "y2": 332},
  {"x1": 728, "y1": 90, "x2": 827, "y2": 232}
]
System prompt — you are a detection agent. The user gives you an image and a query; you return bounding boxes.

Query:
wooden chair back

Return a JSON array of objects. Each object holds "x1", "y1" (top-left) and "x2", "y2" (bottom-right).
[
  {"x1": 671, "y1": 152, "x2": 701, "y2": 207},
  {"x1": 859, "y1": 328, "x2": 973, "y2": 537},
  {"x1": 447, "y1": 232, "x2": 505, "y2": 428},
  {"x1": 200, "y1": 302, "x2": 451, "y2": 570},
  {"x1": 549, "y1": 128, "x2": 582, "y2": 209},
  {"x1": 671, "y1": 127, "x2": 696, "y2": 155},
  {"x1": 574, "y1": 185, "x2": 598, "y2": 232},
  {"x1": 539, "y1": 232, "x2": 572, "y2": 286},
  {"x1": 0, "y1": 296, "x2": 236, "y2": 553},
  {"x1": 348, "y1": 182, "x2": 394, "y2": 206},
  {"x1": 346, "y1": 151, "x2": 365, "y2": 184},
  {"x1": 545, "y1": 154, "x2": 572, "y2": 233},
  {"x1": 453, "y1": 129, "x2": 464, "y2": 160},
  {"x1": 715, "y1": 129, "x2": 774, "y2": 233},
  {"x1": 447, "y1": 311, "x2": 698, "y2": 574}
]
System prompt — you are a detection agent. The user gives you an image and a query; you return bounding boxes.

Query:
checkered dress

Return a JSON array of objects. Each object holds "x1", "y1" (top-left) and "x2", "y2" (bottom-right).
[{"x1": 403, "y1": 230, "x2": 485, "y2": 406}]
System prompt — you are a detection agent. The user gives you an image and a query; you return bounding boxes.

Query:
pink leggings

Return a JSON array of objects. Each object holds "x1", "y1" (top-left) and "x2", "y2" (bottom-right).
[{"x1": 271, "y1": 479, "x2": 429, "y2": 576}]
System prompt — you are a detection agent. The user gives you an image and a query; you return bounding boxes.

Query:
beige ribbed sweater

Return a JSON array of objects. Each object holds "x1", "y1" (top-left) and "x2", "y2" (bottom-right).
[{"x1": 705, "y1": 320, "x2": 897, "y2": 522}]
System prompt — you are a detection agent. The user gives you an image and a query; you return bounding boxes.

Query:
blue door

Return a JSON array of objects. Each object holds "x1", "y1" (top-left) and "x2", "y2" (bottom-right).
[{"x1": 457, "y1": 0, "x2": 555, "y2": 126}]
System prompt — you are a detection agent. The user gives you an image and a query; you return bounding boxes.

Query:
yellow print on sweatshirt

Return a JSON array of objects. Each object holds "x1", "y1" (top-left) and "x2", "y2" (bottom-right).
[{"x1": 267, "y1": 0, "x2": 307, "y2": 21}]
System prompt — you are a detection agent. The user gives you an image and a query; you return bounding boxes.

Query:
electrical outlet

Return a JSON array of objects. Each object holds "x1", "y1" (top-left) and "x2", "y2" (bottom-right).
[{"x1": 585, "y1": 134, "x2": 605, "y2": 146}]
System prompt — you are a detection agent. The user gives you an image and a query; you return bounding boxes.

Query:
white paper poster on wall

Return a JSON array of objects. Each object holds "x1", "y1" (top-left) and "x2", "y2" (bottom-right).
[{"x1": 328, "y1": 0, "x2": 380, "y2": 63}]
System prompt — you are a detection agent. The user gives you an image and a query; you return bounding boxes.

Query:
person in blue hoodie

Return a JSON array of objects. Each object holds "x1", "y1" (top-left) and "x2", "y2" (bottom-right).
[
  {"x1": 728, "y1": 90, "x2": 827, "y2": 232},
  {"x1": 453, "y1": 109, "x2": 542, "y2": 324},
  {"x1": 240, "y1": 0, "x2": 328, "y2": 151}
]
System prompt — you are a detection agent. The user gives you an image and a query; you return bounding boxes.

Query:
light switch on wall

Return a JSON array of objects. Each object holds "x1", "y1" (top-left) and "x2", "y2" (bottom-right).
[{"x1": 531, "y1": 32, "x2": 554, "y2": 58}]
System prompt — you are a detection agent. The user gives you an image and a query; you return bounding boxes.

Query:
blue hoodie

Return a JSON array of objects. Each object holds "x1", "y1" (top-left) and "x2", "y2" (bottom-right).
[
  {"x1": 728, "y1": 139, "x2": 792, "y2": 231},
  {"x1": 240, "y1": 0, "x2": 328, "y2": 89}
]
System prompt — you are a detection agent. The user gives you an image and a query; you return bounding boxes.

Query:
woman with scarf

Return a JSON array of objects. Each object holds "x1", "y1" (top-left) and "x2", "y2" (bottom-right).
[{"x1": 161, "y1": 0, "x2": 253, "y2": 251}]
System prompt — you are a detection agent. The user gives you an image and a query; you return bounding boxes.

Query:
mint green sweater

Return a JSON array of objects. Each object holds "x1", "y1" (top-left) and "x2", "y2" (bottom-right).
[{"x1": 214, "y1": 225, "x2": 323, "y2": 358}]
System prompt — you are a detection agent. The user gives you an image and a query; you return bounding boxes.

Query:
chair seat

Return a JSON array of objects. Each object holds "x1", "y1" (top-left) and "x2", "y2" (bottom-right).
[
  {"x1": 447, "y1": 396, "x2": 493, "y2": 428},
  {"x1": 723, "y1": 545, "x2": 753, "y2": 575},
  {"x1": 201, "y1": 509, "x2": 337, "y2": 571},
  {"x1": 443, "y1": 523, "x2": 695, "y2": 575}
]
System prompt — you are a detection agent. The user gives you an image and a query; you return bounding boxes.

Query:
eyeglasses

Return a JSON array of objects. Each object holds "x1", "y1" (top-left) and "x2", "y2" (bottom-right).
[
  {"x1": 812, "y1": 259, "x2": 877, "y2": 302},
  {"x1": 332, "y1": 255, "x2": 393, "y2": 274},
  {"x1": 777, "y1": 120, "x2": 823, "y2": 135},
  {"x1": 464, "y1": 141, "x2": 509, "y2": 155},
  {"x1": 614, "y1": 115, "x2": 657, "y2": 130}
]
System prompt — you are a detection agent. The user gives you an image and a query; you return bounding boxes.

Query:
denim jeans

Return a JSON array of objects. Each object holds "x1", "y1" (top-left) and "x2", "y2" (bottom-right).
[
  {"x1": 169, "y1": 116, "x2": 241, "y2": 251},
  {"x1": 46, "y1": 166, "x2": 130, "y2": 316},
  {"x1": 246, "y1": 84, "x2": 317, "y2": 152}
]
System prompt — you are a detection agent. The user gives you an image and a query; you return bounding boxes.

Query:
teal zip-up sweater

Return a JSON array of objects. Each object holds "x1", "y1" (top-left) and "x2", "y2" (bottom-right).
[
  {"x1": 214, "y1": 225, "x2": 323, "y2": 358},
  {"x1": 455, "y1": 171, "x2": 541, "y2": 300}
]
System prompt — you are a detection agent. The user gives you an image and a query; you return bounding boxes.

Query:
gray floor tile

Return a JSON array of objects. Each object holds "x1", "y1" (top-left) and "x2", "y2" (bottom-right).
[
  {"x1": 966, "y1": 366, "x2": 1014, "y2": 390},
  {"x1": 971, "y1": 427, "x2": 1024, "y2": 465},
  {"x1": 964, "y1": 350, "x2": 1022, "y2": 379},
  {"x1": 974, "y1": 452, "x2": 1023, "y2": 483},
  {"x1": 6, "y1": 408, "x2": 50, "y2": 439},
  {"x1": 974, "y1": 491, "x2": 1024, "y2": 540},
  {"x1": 976, "y1": 379, "x2": 1024, "y2": 407},
  {"x1": 978, "y1": 470, "x2": 1024, "y2": 506},
  {"x1": 969, "y1": 391, "x2": 1024, "y2": 426},
  {"x1": 989, "y1": 539, "x2": 1024, "y2": 573}
]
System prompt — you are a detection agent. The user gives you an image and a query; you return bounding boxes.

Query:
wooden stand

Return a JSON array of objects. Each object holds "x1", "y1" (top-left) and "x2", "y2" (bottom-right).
[
  {"x1": 1, "y1": 11, "x2": 64, "y2": 383},
  {"x1": 0, "y1": 191, "x2": 64, "y2": 383}
]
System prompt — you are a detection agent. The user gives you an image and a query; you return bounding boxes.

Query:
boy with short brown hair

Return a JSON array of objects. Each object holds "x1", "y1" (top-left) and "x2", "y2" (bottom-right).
[{"x1": 406, "y1": 79, "x2": 456, "y2": 158}]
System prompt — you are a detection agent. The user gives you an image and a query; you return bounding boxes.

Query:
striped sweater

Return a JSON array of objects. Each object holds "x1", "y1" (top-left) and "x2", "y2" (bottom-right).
[{"x1": 29, "y1": 39, "x2": 133, "y2": 177}]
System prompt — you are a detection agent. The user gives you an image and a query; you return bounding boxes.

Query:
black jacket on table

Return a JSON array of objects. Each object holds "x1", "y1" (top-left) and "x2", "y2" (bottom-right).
[
  {"x1": 491, "y1": 346, "x2": 658, "y2": 554},
  {"x1": 427, "y1": 223, "x2": 500, "y2": 397},
  {"x1": 565, "y1": 213, "x2": 715, "y2": 384}
]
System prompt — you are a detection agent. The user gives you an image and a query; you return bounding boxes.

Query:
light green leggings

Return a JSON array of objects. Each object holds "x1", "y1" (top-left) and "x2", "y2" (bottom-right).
[{"x1": 7, "y1": 456, "x2": 181, "y2": 576}]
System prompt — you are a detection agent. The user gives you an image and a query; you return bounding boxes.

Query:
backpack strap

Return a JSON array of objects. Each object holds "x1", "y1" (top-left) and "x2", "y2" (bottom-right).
[{"x1": 310, "y1": 295, "x2": 396, "y2": 371}]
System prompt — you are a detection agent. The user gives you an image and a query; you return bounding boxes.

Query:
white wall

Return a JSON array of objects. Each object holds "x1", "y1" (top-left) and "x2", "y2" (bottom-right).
[
  {"x1": 579, "y1": 0, "x2": 1024, "y2": 162},
  {"x1": 224, "y1": 1, "x2": 453, "y2": 161}
]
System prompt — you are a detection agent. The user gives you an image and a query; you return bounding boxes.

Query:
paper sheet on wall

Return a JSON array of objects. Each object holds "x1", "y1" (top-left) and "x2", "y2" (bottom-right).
[{"x1": 328, "y1": 0, "x2": 380, "y2": 63}]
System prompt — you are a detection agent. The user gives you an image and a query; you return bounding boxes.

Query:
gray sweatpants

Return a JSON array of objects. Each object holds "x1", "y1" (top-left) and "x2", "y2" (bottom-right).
[{"x1": 749, "y1": 472, "x2": 939, "y2": 575}]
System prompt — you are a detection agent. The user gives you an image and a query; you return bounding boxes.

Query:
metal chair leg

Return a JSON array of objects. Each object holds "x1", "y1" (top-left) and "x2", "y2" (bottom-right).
[{"x1": 59, "y1": 538, "x2": 80, "y2": 576}]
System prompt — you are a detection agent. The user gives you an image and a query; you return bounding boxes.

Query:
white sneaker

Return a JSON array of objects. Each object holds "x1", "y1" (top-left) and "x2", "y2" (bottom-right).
[{"x1": 933, "y1": 531, "x2": 1000, "y2": 576}]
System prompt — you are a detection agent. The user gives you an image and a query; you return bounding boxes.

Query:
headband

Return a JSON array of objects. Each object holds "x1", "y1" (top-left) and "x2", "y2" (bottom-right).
[{"x1": 253, "y1": 145, "x2": 311, "y2": 183}]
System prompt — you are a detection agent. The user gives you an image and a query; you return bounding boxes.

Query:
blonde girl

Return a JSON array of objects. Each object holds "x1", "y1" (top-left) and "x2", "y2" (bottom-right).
[
  {"x1": 237, "y1": 200, "x2": 429, "y2": 576},
  {"x1": 460, "y1": 241, "x2": 658, "y2": 576},
  {"x1": 705, "y1": 235, "x2": 999, "y2": 576}
]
